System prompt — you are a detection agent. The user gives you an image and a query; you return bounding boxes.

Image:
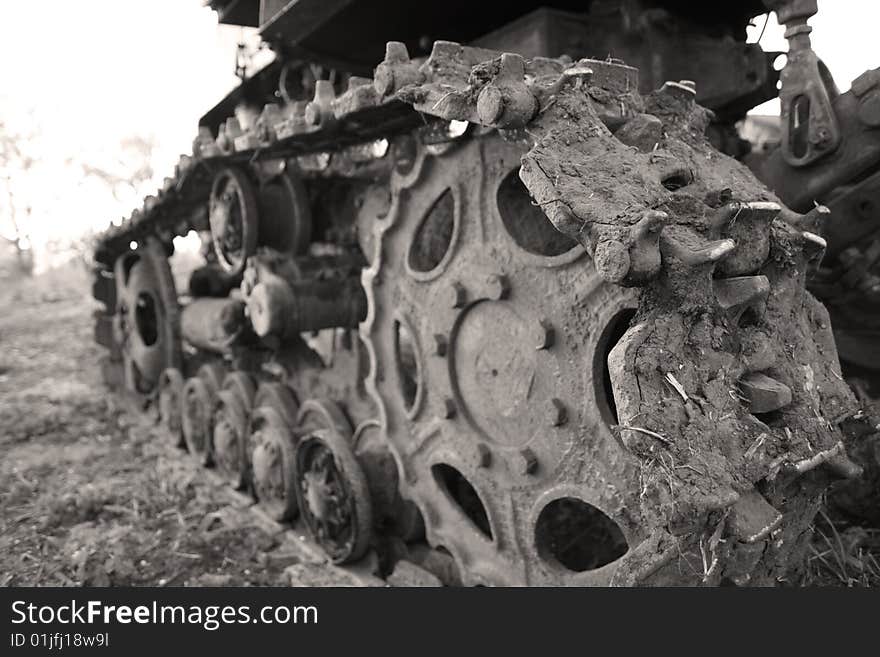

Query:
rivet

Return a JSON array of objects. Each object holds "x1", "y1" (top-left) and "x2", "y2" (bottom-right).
[
  {"x1": 520, "y1": 447, "x2": 538, "y2": 475},
  {"x1": 548, "y1": 398, "x2": 567, "y2": 426},
  {"x1": 487, "y1": 274, "x2": 511, "y2": 300},
  {"x1": 442, "y1": 398, "x2": 457, "y2": 419},
  {"x1": 477, "y1": 443, "x2": 492, "y2": 468},
  {"x1": 449, "y1": 282, "x2": 467, "y2": 308},
  {"x1": 433, "y1": 333, "x2": 448, "y2": 357},
  {"x1": 536, "y1": 319, "x2": 555, "y2": 350}
]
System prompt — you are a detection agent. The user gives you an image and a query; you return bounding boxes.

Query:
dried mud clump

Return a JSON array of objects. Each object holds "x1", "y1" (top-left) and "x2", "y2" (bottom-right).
[{"x1": 519, "y1": 69, "x2": 864, "y2": 583}]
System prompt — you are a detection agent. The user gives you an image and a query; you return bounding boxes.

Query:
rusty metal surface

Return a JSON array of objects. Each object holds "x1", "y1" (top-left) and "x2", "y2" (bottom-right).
[
  {"x1": 362, "y1": 129, "x2": 643, "y2": 584},
  {"x1": 354, "y1": 42, "x2": 861, "y2": 584}
]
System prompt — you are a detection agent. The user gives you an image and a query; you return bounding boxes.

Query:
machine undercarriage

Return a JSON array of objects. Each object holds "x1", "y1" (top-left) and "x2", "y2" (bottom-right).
[{"x1": 90, "y1": 0, "x2": 880, "y2": 585}]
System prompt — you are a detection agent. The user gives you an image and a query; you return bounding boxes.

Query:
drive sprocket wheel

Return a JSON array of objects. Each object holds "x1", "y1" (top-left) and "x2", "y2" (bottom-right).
[
  {"x1": 112, "y1": 236, "x2": 181, "y2": 396},
  {"x1": 363, "y1": 132, "x2": 641, "y2": 585},
  {"x1": 364, "y1": 48, "x2": 863, "y2": 585},
  {"x1": 294, "y1": 399, "x2": 373, "y2": 564}
]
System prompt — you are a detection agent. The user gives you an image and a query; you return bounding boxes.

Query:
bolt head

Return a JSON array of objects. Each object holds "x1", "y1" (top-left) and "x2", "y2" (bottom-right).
[
  {"x1": 519, "y1": 448, "x2": 538, "y2": 475},
  {"x1": 536, "y1": 319, "x2": 555, "y2": 350},
  {"x1": 476, "y1": 443, "x2": 492, "y2": 468},
  {"x1": 449, "y1": 282, "x2": 467, "y2": 308},
  {"x1": 477, "y1": 84, "x2": 505, "y2": 125}
]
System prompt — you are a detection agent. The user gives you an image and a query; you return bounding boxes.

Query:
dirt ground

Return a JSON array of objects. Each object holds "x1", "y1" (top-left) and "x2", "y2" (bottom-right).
[
  {"x1": 0, "y1": 263, "x2": 876, "y2": 587},
  {"x1": 0, "y1": 264, "x2": 359, "y2": 587}
]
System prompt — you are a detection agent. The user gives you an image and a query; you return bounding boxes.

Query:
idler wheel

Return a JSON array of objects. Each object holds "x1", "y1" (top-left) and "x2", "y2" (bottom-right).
[
  {"x1": 209, "y1": 166, "x2": 258, "y2": 276},
  {"x1": 112, "y1": 237, "x2": 180, "y2": 396}
]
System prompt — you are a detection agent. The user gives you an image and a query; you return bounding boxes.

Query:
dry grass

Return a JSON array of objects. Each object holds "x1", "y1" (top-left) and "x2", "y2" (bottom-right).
[
  {"x1": 0, "y1": 268, "x2": 328, "y2": 587},
  {"x1": 803, "y1": 510, "x2": 880, "y2": 587}
]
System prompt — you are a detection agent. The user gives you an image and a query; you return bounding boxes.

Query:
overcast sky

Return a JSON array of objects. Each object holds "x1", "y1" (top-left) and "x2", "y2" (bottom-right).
[
  {"x1": 0, "y1": 0, "x2": 877, "y2": 267},
  {"x1": 0, "y1": 0, "x2": 245, "y2": 260},
  {"x1": 746, "y1": 2, "x2": 880, "y2": 114}
]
